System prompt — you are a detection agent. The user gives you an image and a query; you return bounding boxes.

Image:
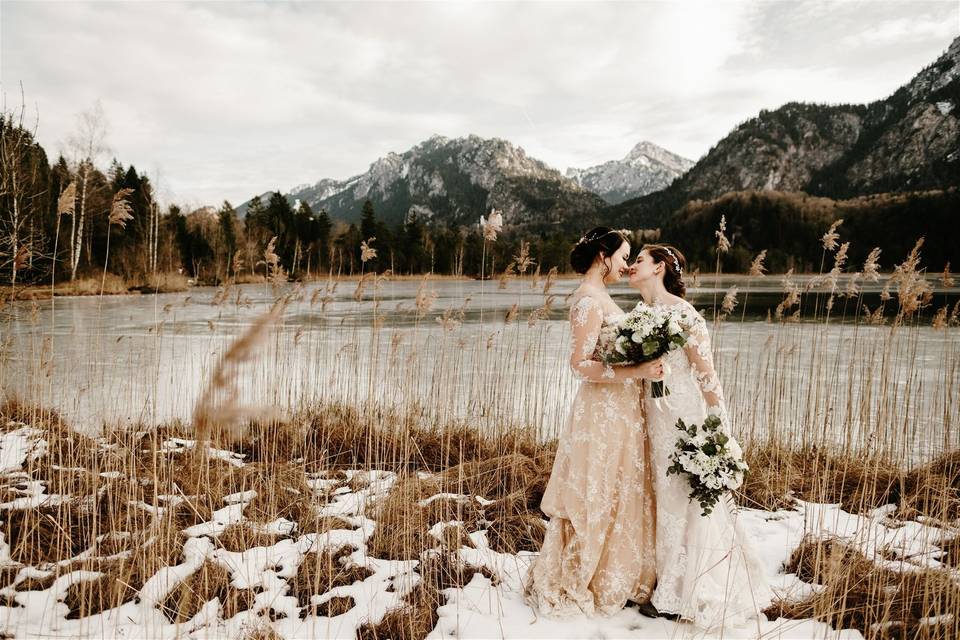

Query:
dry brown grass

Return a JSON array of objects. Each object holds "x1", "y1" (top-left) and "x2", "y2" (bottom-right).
[
  {"x1": 3, "y1": 394, "x2": 957, "y2": 638},
  {"x1": 311, "y1": 595, "x2": 355, "y2": 617},
  {"x1": 365, "y1": 453, "x2": 549, "y2": 561},
  {"x1": 738, "y1": 443, "x2": 960, "y2": 521},
  {"x1": 239, "y1": 626, "x2": 285, "y2": 640},
  {"x1": 357, "y1": 552, "x2": 497, "y2": 640},
  {"x1": 766, "y1": 536, "x2": 960, "y2": 639},
  {"x1": 53, "y1": 275, "x2": 130, "y2": 296},
  {"x1": 157, "y1": 560, "x2": 255, "y2": 623},
  {"x1": 61, "y1": 518, "x2": 185, "y2": 618},
  {"x1": 2, "y1": 491, "x2": 155, "y2": 566},
  {"x1": 215, "y1": 524, "x2": 285, "y2": 553},
  {"x1": 137, "y1": 271, "x2": 190, "y2": 293},
  {"x1": 284, "y1": 404, "x2": 552, "y2": 474},
  {"x1": 0, "y1": 398, "x2": 73, "y2": 434},
  {"x1": 485, "y1": 512, "x2": 546, "y2": 553},
  {"x1": 292, "y1": 544, "x2": 373, "y2": 617}
]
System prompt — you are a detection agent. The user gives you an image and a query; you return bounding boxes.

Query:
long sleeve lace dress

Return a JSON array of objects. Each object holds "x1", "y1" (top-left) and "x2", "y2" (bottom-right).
[
  {"x1": 524, "y1": 293, "x2": 657, "y2": 617},
  {"x1": 643, "y1": 300, "x2": 772, "y2": 630}
]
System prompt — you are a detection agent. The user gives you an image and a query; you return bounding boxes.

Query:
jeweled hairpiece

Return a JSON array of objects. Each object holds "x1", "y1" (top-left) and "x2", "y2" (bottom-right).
[
  {"x1": 663, "y1": 247, "x2": 682, "y2": 276},
  {"x1": 576, "y1": 230, "x2": 607, "y2": 246}
]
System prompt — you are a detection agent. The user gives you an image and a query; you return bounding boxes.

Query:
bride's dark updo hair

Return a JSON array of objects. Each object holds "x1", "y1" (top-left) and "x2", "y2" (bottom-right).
[
  {"x1": 570, "y1": 227, "x2": 629, "y2": 275},
  {"x1": 643, "y1": 244, "x2": 687, "y2": 298}
]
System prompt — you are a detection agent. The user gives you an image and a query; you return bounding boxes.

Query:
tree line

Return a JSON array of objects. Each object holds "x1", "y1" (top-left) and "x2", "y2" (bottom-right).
[
  {"x1": 665, "y1": 189, "x2": 957, "y2": 274},
  {"x1": 2, "y1": 100, "x2": 954, "y2": 289}
]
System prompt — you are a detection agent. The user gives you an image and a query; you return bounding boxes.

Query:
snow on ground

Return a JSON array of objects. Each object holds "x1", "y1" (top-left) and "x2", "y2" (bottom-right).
[{"x1": 0, "y1": 425, "x2": 955, "y2": 639}]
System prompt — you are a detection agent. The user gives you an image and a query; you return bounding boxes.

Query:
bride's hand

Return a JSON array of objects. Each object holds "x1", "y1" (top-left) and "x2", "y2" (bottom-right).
[{"x1": 635, "y1": 358, "x2": 664, "y2": 380}]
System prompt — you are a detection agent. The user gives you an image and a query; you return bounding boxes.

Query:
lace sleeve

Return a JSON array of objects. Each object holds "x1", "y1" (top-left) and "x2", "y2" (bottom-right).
[
  {"x1": 683, "y1": 310, "x2": 727, "y2": 420},
  {"x1": 569, "y1": 296, "x2": 636, "y2": 383}
]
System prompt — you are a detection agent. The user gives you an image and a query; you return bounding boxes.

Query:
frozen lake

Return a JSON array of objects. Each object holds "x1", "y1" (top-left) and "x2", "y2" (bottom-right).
[{"x1": 2, "y1": 275, "x2": 957, "y2": 460}]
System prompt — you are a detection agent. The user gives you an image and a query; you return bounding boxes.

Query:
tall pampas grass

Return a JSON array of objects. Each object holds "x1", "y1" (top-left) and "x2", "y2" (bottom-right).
[{"x1": 99, "y1": 188, "x2": 134, "y2": 299}]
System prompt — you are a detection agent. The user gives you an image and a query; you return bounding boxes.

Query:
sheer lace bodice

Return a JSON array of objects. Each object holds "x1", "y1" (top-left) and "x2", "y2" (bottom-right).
[
  {"x1": 568, "y1": 294, "x2": 635, "y2": 384},
  {"x1": 524, "y1": 294, "x2": 657, "y2": 617},
  {"x1": 642, "y1": 299, "x2": 771, "y2": 630},
  {"x1": 651, "y1": 301, "x2": 729, "y2": 417}
]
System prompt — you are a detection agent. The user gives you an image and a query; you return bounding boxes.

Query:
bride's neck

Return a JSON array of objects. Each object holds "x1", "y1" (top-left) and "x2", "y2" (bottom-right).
[
  {"x1": 583, "y1": 270, "x2": 606, "y2": 290},
  {"x1": 638, "y1": 280, "x2": 669, "y2": 305}
]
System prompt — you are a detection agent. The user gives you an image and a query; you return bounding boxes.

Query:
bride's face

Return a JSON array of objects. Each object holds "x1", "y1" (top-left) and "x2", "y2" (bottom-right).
[
  {"x1": 601, "y1": 241, "x2": 631, "y2": 283},
  {"x1": 628, "y1": 249, "x2": 661, "y2": 288}
]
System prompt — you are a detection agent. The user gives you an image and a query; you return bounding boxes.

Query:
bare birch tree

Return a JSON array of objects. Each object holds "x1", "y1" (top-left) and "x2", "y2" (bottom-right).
[{"x1": 65, "y1": 101, "x2": 109, "y2": 281}]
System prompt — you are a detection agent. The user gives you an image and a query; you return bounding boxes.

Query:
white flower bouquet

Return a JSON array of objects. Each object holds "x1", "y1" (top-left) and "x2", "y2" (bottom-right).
[
  {"x1": 666, "y1": 411, "x2": 749, "y2": 516},
  {"x1": 601, "y1": 303, "x2": 691, "y2": 397}
]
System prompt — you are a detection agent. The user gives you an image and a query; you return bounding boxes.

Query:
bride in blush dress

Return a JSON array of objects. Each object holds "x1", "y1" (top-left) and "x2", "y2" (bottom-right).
[
  {"x1": 524, "y1": 227, "x2": 664, "y2": 617},
  {"x1": 627, "y1": 244, "x2": 772, "y2": 631}
]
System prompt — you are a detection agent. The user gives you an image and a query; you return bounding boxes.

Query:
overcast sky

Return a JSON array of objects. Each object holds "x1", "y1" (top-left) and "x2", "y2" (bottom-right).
[{"x1": 2, "y1": 1, "x2": 957, "y2": 208}]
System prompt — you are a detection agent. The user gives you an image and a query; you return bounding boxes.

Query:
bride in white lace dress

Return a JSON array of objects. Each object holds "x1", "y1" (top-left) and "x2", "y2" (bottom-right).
[{"x1": 628, "y1": 244, "x2": 772, "y2": 631}]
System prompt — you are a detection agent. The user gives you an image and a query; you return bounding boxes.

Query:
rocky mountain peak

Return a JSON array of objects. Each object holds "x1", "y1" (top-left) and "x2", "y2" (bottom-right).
[
  {"x1": 624, "y1": 141, "x2": 694, "y2": 172},
  {"x1": 566, "y1": 141, "x2": 693, "y2": 204},
  {"x1": 907, "y1": 36, "x2": 960, "y2": 101}
]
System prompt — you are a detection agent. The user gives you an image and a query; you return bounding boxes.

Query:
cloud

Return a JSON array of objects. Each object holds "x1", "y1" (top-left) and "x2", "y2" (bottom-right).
[{"x1": 1, "y1": 0, "x2": 957, "y2": 207}]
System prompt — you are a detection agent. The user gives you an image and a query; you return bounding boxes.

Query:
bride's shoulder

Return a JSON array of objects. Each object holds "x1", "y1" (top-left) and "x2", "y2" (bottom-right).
[
  {"x1": 570, "y1": 291, "x2": 600, "y2": 311},
  {"x1": 674, "y1": 299, "x2": 708, "y2": 329},
  {"x1": 569, "y1": 288, "x2": 607, "y2": 321}
]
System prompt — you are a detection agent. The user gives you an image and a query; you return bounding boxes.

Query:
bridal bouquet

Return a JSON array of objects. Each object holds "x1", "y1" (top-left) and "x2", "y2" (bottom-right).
[
  {"x1": 666, "y1": 411, "x2": 749, "y2": 516},
  {"x1": 601, "y1": 303, "x2": 691, "y2": 397}
]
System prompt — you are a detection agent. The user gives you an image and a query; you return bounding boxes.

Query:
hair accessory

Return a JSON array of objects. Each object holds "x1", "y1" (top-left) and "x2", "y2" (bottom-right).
[
  {"x1": 663, "y1": 247, "x2": 682, "y2": 276},
  {"x1": 576, "y1": 230, "x2": 607, "y2": 246}
]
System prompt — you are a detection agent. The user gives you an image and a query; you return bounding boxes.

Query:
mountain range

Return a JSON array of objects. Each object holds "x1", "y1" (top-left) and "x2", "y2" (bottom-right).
[
  {"x1": 240, "y1": 36, "x2": 959, "y2": 232},
  {"x1": 607, "y1": 36, "x2": 960, "y2": 227},
  {"x1": 239, "y1": 135, "x2": 671, "y2": 229}
]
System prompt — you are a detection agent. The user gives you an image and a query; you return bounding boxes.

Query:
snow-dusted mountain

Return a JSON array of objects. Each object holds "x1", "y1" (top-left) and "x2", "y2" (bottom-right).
[
  {"x1": 240, "y1": 135, "x2": 607, "y2": 229},
  {"x1": 607, "y1": 35, "x2": 960, "y2": 227},
  {"x1": 565, "y1": 142, "x2": 694, "y2": 204}
]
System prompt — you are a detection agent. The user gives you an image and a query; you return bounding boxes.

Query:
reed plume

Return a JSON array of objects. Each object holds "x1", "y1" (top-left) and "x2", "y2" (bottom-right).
[
  {"x1": 715, "y1": 214, "x2": 731, "y2": 253},
  {"x1": 108, "y1": 188, "x2": 134, "y2": 228},
  {"x1": 748, "y1": 250, "x2": 767, "y2": 276},
  {"x1": 192, "y1": 301, "x2": 286, "y2": 443},
  {"x1": 513, "y1": 241, "x2": 534, "y2": 274},
  {"x1": 360, "y1": 238, "x2": 377, "y2": 263},
  {"x1": 890, "y1": 238, "x2": 932, "y2": 320},
  {"x1": 822, "y1": 219, "x2": 842, "y2": 251},
  {"x1": 863, "y1": 247, "x2": 882, "y2": 282},
  {"x1": 57, "y1": 182, "x2": 77, "y2": 216}
]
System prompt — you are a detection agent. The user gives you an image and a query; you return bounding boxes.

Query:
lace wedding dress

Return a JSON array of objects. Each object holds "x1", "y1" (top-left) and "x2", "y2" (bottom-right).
[
  {"x1": 643, "y1": 299, "x2": 772, "y2": 630},
  {"x1": 524, "y1": 293, "x2": 657, "y2": 617}
]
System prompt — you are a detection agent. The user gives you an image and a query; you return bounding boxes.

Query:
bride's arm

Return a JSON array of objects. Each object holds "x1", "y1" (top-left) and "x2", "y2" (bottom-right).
[
  {"x1": 683, "y1": 311, "x2": 727, "y2": 420},
  {"x1": 684, "y1": 313, "x2": 744, "y2": 457},
  {"x1": 570, "y1": 296, "x2": 648, "y2": 383}
]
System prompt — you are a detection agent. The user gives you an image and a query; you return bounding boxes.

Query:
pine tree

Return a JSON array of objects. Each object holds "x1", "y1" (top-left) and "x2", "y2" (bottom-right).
[
  {"x1": 315, "y1": 208, "x2": 332, "y2": 272},
  {"x1": 360, "y1": 199, "x2": 377, "y2": 242},
  {"x1": 359, "y1": 199, "x2": 379, "y2": 269},
  {"x1": 218, "y1": 201, "x2": 238, "y2": 278},
  {"x1": 265, "y1": 191, "x2": 295, "y2": 268},
  {"x1": 292, "y1": 200, "x2": 314, "y2": 275},
  {"x1": 402, "y1": 213, "x2": 426, "y2": 274}
]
